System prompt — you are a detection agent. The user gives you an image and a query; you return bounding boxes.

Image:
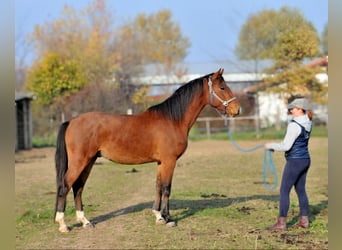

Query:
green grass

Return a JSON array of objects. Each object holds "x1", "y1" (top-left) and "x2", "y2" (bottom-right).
[
  {"x1": 32, "y1": 135, "x2": 56, "y2": 147},
  {"x1": 17, "y1": 138, "x2": 328, "y2": 249}
]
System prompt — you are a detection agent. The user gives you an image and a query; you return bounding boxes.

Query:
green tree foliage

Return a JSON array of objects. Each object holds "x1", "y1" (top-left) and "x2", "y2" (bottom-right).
[
  {"x1": 26, "y1": 52, "x2": 86, "y2": 105},
  {"x1": 236, "y1": 7, "x2": 320, "y2": 62},
  {"x1": 236, "y1": 6, "x2": 326, "y2": 102}
]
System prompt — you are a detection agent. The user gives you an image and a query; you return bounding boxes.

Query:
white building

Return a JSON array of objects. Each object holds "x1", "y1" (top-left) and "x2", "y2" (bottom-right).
[{"x1": 133, "y1": 58, "x2": 328, "y2": 128}]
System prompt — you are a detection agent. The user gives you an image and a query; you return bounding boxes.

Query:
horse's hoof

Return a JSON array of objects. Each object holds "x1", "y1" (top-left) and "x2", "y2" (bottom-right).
[
  {"x1": 156, "y1": 218, "x2": 166, "y2": 225},
  {"x1": 83, "y1": 222, "x2": 95, "y2": 228},
  {"x1": 59, "y1": 226, "x2": 70, "y2": 233},
  {"x1": 166, "y1": 221, "x2": 177, "y2": 227}
]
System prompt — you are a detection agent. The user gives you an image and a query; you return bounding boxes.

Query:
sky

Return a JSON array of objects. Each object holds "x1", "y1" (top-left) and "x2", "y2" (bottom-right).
[{"x1": 15, "y1": 0, "x2": 328, "y2": 64}]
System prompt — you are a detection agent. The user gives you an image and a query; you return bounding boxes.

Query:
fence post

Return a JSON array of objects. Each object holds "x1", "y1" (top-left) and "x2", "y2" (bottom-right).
[
  {"x1": 255, "y1": 93, "x2": 261, "y2": 138},
  {"x1": 205, "y1": 118, "x2": 211, "y2": 138},
  {"x1": 230, "y1": 118, "x2": 235, "y2": 133}
]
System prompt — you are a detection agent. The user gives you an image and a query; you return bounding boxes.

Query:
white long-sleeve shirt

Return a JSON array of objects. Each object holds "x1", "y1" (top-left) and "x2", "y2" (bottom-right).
[{"x1": 267, "y1": 114, "x2": 312, "y2": 152}]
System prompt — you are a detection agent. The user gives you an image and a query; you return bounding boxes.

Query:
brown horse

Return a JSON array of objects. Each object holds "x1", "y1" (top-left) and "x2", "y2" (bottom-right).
[{"x1": 54, "y1": 68, "x2": 240, "y2": 232}]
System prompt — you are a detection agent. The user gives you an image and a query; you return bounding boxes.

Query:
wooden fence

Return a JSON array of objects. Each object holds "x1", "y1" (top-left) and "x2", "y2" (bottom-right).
[{"x1": 195, "y1": 116, "x2": 260, "y2": 138}]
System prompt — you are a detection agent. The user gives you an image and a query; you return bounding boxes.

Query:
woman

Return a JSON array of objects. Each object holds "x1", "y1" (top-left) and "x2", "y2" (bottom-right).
[{"x1": 265, "y1": 97, "x2": 313, "y2": 230}]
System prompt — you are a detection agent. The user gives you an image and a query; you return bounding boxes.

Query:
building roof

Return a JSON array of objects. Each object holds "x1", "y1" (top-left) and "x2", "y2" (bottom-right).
[
  {"x1": 132, "y1": 73, "x2": 267, "y2": 86},
  {"x1": 243, "y1": 57, "x2": 329, "y2": 94},
  {"x1": 133, "y1": 60, "x2": 272, "y2": 86},
  {"x1": 306, "y1": 56, "x2": 328, "y2": 68},
  {"x1": 144, "y1": 60, "x2": 272, "y2": 76},
  {"x1": 15, "y1": 92, "x2": 34, "y2": 102}
]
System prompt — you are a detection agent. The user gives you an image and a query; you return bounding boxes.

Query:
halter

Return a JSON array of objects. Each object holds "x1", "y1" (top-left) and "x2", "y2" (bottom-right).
[{"x1": 208, "y1": 77, "x2": 237, "y2": 115}]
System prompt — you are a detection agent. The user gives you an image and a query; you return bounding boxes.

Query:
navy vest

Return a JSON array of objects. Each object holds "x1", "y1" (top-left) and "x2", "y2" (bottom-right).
[{"x1": 285, "y1": 120, "x2": 311, "y2": 159}]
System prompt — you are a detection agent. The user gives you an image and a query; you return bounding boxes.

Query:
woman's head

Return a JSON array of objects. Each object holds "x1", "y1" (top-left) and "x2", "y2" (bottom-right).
[
  {"x1": 287, "y1": 98, "x2": 313, "y2": 120},
  {"x1": 288, "y1": 98, "x2": 309, "y2": 111}
]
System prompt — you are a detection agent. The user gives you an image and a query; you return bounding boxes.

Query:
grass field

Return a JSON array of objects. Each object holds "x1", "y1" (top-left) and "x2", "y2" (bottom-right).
[{"x1": 15, "y1": 137, "x2": 328, "y2": 249}]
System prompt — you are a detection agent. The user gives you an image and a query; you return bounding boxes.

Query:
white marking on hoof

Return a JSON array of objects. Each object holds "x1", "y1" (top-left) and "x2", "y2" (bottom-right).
[
  {"x1": 152, "y1": 210, "x2": 166, "y2": 224},
  {"x1": 166, "y1": 221, "x2": 177, "y2": 227},
  {"x1": 55, "y1": 212, "x2": 69, "y2": 232},
  {"x1": 76, "y1": 210, "x2": 93, "y2": 228}
]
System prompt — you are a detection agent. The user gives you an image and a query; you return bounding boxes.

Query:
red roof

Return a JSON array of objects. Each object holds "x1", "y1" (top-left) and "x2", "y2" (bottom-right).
[{"x1": 306, "y1": 56, "x2": 328, "y2": 68}]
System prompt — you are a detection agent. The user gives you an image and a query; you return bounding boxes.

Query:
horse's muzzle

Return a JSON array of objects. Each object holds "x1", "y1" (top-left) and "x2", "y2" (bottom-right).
[{"x1": 227, "y1": 102, "x2": 240, "y2": 117}]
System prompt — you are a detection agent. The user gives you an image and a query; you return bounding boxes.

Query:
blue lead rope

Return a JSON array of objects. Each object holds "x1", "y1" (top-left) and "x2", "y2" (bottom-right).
[
  {"x1": 225, "y1": 121, "x2": 278, "y2": 190},
  {"x1": 262, "y1": 149, "x2": 278, "y2": 190}
]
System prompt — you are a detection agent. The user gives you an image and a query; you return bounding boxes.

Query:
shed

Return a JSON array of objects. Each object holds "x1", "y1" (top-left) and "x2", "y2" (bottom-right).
[{"x1": 15, "y1": 92, "x2": 34, "y2": 151}]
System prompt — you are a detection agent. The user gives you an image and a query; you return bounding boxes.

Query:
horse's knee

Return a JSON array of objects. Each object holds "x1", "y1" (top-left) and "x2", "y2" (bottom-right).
[{"x1": 162, "y1": 184, "x2": 171, "y2": 197}]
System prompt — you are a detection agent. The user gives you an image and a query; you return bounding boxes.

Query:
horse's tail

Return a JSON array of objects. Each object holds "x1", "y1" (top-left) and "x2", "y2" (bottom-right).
[{"x1": 54, "y1": 121, "x2": 70, "y2": 216}]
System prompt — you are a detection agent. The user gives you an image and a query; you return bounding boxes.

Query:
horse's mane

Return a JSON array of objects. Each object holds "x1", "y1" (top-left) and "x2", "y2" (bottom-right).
[{"x1": 148, "y1": 73, "x2": 213, "y2": 121}]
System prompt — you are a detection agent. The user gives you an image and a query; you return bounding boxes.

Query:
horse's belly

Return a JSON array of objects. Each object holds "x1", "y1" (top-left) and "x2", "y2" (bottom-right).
[{"x1": 100, "y1": 147, "x2": 156, "y2": 165}]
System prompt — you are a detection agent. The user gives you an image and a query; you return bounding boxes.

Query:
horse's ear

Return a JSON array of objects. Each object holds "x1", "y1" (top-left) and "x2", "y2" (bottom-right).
[{"x1": 212, "y1": 68, "x2": 224, "y2": 79}]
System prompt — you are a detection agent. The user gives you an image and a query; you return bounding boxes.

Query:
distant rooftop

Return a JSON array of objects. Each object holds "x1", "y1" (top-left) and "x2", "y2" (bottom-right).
[
  {"x1": 15, "y1": 92, "x2": 34, "y2": 102},
  {"x1": 134, "y1": 60, "x2": 271, "y2": 86},
  {"x1": 144, "y1": 60, "x2": 272, "y2": 76}
]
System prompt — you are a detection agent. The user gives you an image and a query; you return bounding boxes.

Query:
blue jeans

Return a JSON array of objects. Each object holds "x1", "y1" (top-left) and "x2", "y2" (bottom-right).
[{"x1": 279, "y1": 158, "x2": 311, "y2": 217}]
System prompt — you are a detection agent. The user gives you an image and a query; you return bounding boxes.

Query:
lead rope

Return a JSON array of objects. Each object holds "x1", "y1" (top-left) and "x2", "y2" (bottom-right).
[{"x1": 224, "y1": 120, "x2": 278, "y2": 191}]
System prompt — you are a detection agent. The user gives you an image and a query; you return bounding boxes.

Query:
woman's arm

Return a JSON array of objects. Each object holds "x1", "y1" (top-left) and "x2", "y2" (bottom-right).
[{"x1": 265, "y1": 122, "x2": 301, "y2": 152}]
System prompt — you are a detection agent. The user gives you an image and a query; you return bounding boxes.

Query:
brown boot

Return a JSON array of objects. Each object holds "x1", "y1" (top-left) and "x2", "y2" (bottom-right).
[
  {"x1": 267, "y1": 216, "x2": 287, "y2": 230},
  {"x1": 292, "y1": 216, "x2": 309, "y2": 228}
]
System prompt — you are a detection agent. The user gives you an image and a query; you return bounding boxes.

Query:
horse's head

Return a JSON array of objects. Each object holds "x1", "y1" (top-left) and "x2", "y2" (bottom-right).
[{"x1": 207, "y1": 68, "x2": 240, "y2": 117}]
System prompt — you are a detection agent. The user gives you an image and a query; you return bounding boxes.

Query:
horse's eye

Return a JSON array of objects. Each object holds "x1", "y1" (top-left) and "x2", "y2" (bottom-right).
[{"x1": 220, "y1": 86, "x2": 225, "y2": 90}]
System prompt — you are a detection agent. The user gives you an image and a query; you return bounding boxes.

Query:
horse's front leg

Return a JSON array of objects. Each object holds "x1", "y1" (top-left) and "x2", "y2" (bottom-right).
[
  {"x1": 152, "y1": 161, "x2": 177, "y2": 227},
  {"x1": 152, "y1": 172, "x2": 164, "y2": 224}
]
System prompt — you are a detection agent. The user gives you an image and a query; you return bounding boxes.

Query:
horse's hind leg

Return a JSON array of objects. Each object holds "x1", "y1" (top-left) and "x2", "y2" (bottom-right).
[
  {"x1": 56, "y1": 156, "x2": 95, "y2": 232},
  {"x1": 73, "y1": 157, "x2": 96, "y2": 228},
  {"x1": 55, "y1": 190, "x2": 71, "y2": 232}
]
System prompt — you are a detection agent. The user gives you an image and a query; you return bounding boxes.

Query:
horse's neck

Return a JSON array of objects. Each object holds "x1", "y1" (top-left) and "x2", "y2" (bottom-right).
[{"x1": 181, "y1": 92, "x2": 207, "y2": 131}]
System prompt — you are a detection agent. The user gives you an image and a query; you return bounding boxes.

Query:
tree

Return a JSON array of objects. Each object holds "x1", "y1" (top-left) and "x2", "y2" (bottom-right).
[
  {"x1": 24, "y1": 1, "x2": 191, "y2": 136},
  {"x1": 235, "y1": 9, "x2": 278, "y2": 72},
  {"x1": 27, "y1": 0, "x2": 120, "y2": 86},
  {"x1": 113, "y1": 9, "x2": 190, "y2": 110},
  {"x1": 321, "y1": 23, "x2": 328, "y2": 55},
  {"x1": 132, "y1": 10, "x2": 190, "y2": 67},
  {"x1": 26, "y1": 52, "x2": 86, "y2": 105},
  {"x1": 236, "y1": 6, "x2": 325, "y2": 102},
  {"x1": 25, "y1": 2, "x2": 190, "y2": 116}
]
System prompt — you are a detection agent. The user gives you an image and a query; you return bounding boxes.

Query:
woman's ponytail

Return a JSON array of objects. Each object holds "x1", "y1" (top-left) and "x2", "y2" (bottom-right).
[{"x1": 307, "y1": 109, "x2": 313, "y2": 121}]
